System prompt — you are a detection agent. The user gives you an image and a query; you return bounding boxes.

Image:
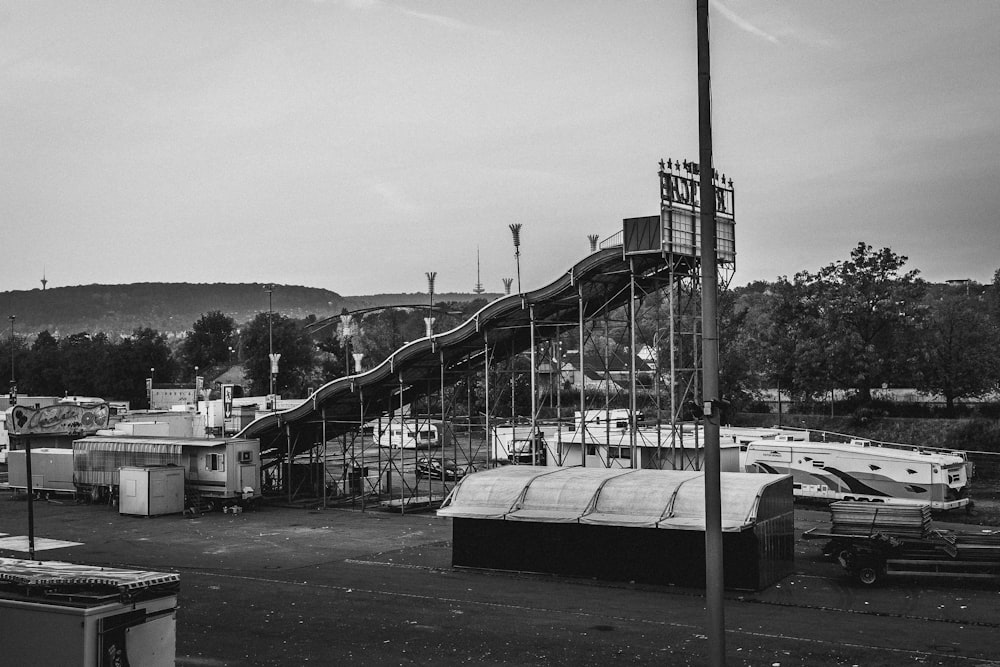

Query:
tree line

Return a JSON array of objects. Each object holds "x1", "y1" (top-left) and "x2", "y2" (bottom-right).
[
  {"x1": 0, "y1": 300, "x2": 485, "y2": 408},
  {"x1": 716, "y1": 243, "x2": 1000, "y2": 414},
  {"x1": 2, "y1": 243, "x2": 998, "y2": 416}
]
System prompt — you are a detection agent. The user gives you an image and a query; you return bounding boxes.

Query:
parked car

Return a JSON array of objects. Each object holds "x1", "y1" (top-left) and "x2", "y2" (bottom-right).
[{"x1": 415, "y1": 457, "x2": 466, "y2": 480}]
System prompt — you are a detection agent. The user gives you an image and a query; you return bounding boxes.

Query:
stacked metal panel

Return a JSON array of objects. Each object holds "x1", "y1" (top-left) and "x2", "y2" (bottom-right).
[{"x1": 830, "y1": 501, "x2": 931, "y2": 538}]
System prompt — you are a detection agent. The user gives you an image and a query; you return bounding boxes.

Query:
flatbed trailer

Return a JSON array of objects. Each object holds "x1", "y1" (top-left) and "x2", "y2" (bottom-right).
[{"x1": 803, "y1": 526, "x2": 1000, "y2": 585}]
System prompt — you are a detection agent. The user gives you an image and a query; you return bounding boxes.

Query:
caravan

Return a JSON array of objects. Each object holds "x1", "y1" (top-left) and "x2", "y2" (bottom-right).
[
  {"x1": 743, "y1": 438, "x2": 970, "y2": 510},
  {"x1": 375, "y1": 418, "x2": 452, "y2": 449}
]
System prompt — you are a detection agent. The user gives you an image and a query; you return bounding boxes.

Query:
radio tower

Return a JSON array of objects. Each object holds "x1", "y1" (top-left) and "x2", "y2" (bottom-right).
[
  {"x1": 41, "y1": 269, "x2": 47, "y2": 290},
  {"x1": 473, "y1": 247, "x2": 485, "y2": 294}
]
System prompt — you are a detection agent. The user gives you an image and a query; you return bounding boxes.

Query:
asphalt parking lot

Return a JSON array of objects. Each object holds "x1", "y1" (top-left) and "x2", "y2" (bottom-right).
[{"x1": 1, "y1": 492, "x2": 999, "y2": 666}]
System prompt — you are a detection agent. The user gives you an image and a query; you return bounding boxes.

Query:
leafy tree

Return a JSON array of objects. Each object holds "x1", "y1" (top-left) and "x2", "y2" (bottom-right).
[
  {"x1": 242, "y1": 312, "x2": 317, "y2": 397},
  {"x1": 718, "y1": 287, "x2": 770, "y2": 410},
  {"x1": 915, "y1": 289, "x2": 1000, "y2": 411},
  {"x1": 787, "y1": 242, "x2": 926, "y2": 402},
  {"x1": 57, "y1": 332, "x2": 113, "y2": 397},
  {"x1": 752, "y1": 277, "x2": 833, "y2": 402},
  {"x1": 991, "y1": 267, "x2": 1000, "y2": 323},
  {"x1": 21, "y1": 330, "x2": 62, "y2": 395},
  {"x1": 179, "y1": 311, "x2": 237, "y2": 378},
  {"x1": 0, "y1": 330, "x2": 28, "y2": 400}
]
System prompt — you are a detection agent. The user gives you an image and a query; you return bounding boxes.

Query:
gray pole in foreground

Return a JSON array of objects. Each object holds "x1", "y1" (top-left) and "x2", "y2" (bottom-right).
[{"x1": 697, "y1": 0, "x2": 725, "y2": 664}]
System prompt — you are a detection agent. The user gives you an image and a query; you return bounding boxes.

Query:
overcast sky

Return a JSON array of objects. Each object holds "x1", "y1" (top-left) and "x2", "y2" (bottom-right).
[{"x1": 2, "y1": 1, "x2": 997, "y2": 297}]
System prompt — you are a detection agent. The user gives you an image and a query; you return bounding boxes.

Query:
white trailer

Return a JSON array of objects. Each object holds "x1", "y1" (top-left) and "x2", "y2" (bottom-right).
[
  {"x1": 6, "y1": 448, "x2": 76, "y2": 494},
  {"x1": 375, "y1": 418, "x2": 452, "y2": 450},
  {"x1": 72, "y1": 435, "x2": 261, "y2": 503},
  {"x1": 742, "y1": 439, "x2": 970, "y2": 510}
]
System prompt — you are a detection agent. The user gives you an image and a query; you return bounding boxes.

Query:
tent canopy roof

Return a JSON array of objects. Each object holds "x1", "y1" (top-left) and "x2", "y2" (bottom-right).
[{"x1": 438, "y1": 466, "x2": 791, "y2": 531}]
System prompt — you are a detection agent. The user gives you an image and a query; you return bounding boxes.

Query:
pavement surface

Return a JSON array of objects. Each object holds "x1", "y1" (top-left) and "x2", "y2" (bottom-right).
[{"x1": 1, "y1": 492, "x2": 999, "y2": 666}]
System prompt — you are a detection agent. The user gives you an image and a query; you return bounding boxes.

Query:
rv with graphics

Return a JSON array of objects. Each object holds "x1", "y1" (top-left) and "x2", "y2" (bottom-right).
[
  {"x1": 375, "y1": 418, "x2": 452, "y2": 450},
  {"x1": 742, "y1": 437, "x2": 970, "y2": 510}
]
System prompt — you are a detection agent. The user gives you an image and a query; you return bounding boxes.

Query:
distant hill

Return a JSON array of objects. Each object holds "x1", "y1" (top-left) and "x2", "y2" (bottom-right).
[{"x1": 1, "y1": 283, "x2": 501, "y2": 340}]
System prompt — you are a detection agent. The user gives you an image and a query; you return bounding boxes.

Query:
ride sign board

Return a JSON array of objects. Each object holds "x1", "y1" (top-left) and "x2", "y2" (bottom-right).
[
  {"x1": 8, "y1": 402, "x2": 111, "y2": 436},
  {"x1": 655, "y1": 158, "x2": 736, "y2": 264},
  {"x1": 223, "y1": 384, "x2": 234, "y2": 419}
]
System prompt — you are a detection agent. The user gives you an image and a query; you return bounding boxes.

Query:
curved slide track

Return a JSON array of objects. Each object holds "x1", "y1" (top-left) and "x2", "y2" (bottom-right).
[{"x1": 238, "y1": 240, "x2": 682, "y2": 459}]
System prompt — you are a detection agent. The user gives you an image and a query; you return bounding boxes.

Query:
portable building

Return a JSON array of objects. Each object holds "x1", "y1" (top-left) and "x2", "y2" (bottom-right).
[
  {"x1": 438, "y1": 466, "x2": 794, "y2": 591},
  {"x1": 550, "y1": 425, "x2": 741, "y2": 471},
  {"x1": 6, "y1": 449, "x2": 76, "y2": 493},
  {"x1": 118, "y1": 466, "x2": 185, "y2": 517}
]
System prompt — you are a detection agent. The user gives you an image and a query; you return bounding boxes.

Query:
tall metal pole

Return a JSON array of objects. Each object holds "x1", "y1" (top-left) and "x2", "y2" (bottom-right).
[
  {"x1": 529, "y1": 305, "x2": 537, "y2": 465},
  {"x1": 628, "y1": 259, "x2": 638, "y2": 468},
  {"x1": 697, "y1": 0, "x2": 725, "y2": 663},
  {"x1": 8, "y1": 315, "x2": 14, "y2": 407},
  {"x1": 322, "y1": 408, "x2": 327, "y2": 509},
  {"x1": 426, "y1": 272, "x2": 437, "y2": 336},
  {"x1": 264, "y1": 284, "x2": 275, "y2": 404},
  {"x1": 578, "y1": 284, "x2": 587, "y2": 467},
  {"x1": 509, "y1": 224, "x2": 523, "y2": 294},
  {"x1": 12, "y1": 314, "x2": 35, "y2": 559},
  {"x1": 484, "y1": 339, "x2": 491, "y2": 467}
]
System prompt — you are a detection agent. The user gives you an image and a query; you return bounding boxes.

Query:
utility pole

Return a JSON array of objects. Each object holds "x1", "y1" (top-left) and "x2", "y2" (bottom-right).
[{"x1": 697, "y1": 0, "x2": 725, "y2": 664}]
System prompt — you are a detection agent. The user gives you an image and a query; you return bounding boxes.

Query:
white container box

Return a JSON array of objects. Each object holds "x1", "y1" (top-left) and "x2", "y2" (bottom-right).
[{"x1": 119, "y1": 466, "x2": 185, "y2": 517}]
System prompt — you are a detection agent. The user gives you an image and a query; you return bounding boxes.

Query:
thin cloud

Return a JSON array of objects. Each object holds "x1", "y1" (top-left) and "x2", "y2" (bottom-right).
[
  {"x1": 328, "y1": 0, "x2": 485, "y2": 32},
  {"x1": 711, "y1": 0, "x2": 779, "y2": 44},
  {"x1": 398, "y1": 7, "x2": 476, "y2": 31},
  {"x1": 367, "y1": 177, "x2": 421, "y2": 217}
]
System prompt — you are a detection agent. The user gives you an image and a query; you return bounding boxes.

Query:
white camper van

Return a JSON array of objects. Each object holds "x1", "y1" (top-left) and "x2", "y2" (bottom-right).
[
  {"x1": 375, "y1": 418, "x2": 451, "y2": 449},
  {"x1": 743, "y1": 438, "x2": 970, "y2": 510}
]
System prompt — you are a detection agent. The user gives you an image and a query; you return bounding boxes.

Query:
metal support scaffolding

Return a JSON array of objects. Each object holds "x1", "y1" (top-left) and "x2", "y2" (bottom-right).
[{"x1": 243, "y1": 164, "x2": 735, "y2": 511}]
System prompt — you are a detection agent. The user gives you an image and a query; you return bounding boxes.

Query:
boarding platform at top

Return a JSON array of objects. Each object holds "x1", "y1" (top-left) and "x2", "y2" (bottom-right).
[{"x1": 239, "y1": 163, "x2": 735, "y2": 461}]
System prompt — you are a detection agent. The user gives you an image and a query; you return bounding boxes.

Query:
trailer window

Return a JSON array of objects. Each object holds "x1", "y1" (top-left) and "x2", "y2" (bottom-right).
[
  {"x1": 206, "y1": 453, "x2": 225, "y2": 472},
  {"x1": 610, "y1": 446, "x2": 631, "y2": 460}
]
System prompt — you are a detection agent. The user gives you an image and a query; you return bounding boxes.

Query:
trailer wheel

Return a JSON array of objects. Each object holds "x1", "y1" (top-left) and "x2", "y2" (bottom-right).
[{"x1": 856, "y1": 559, "x2": 883, "y2": 586}]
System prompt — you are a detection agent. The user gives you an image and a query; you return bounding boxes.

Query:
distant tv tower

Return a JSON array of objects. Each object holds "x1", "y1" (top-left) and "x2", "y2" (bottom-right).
[
  {"x1": 502, "y1": 278, "x2": 513, "y2": 295},
  {"x1": 588, "y1": 234, "x2": 600, "y2": 253},
  {"x1": 41, "y1": 270, "x2": 47, "y2": 290},
  {"x1": 473, "y1": 247, "x2": 485, "y2": 294}
]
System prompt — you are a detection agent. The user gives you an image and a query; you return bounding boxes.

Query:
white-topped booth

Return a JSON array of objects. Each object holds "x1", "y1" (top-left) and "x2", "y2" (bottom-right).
[{"x1": 438, "y1": 466, "x2": 794, "y2": 591}]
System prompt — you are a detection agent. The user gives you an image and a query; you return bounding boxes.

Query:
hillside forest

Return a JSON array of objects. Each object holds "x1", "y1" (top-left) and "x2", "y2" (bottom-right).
[{"x1": 1, "y1": 243, "x2": 999, "y2": 426}]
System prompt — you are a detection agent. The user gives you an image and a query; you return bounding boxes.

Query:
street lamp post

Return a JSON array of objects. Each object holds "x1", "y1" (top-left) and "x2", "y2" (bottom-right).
[
  {"x1": 8, "y1": 315, "x2": 15, "y2": 407},
  {"x1": 425, "y1": 272, "x2": 437, "y2": 337},
  {"x1": 263, "y1": 284, "x2": 276, "y2": 407}
]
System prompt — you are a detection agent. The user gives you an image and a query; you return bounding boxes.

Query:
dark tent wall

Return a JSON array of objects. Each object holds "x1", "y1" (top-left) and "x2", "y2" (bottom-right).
[{"x1": 438, "y1": 467, "x2": 794, "y2": 591}]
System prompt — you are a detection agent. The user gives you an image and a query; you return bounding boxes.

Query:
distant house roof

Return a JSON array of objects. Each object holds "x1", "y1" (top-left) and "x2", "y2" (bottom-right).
[{"x1": 212, "y1": 365, "x2": 246, "y2": 386}]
